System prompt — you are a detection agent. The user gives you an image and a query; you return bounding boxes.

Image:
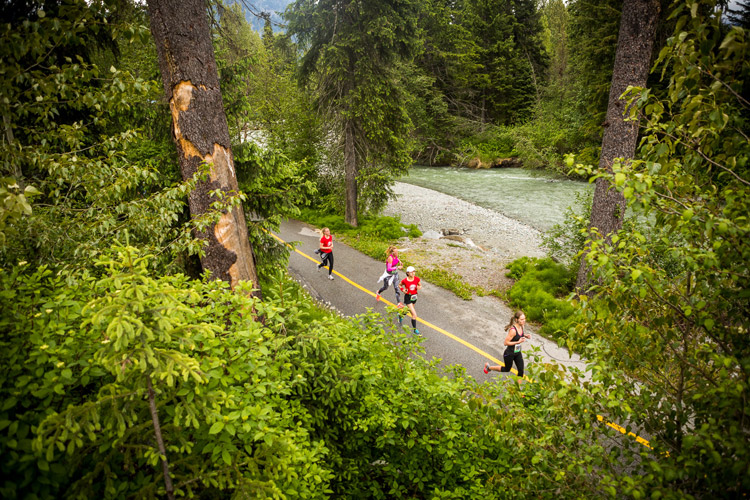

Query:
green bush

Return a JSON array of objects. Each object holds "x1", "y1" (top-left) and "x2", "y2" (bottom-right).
[
  {"x1": 298, "y1": 209, "x2": 421, "y2": 242},
  {"x1": 457, "y1": 130, "x2": 517, "y2": 162},
  {"x1": 541, "y1": 189, "x2": 593, "y2": 269},
  {"x1": 0, "y1": 248, "x2": 627, "y2": 499},
  {"x1": 505, "y1": 257, "x2": 575, "y2": 340}
]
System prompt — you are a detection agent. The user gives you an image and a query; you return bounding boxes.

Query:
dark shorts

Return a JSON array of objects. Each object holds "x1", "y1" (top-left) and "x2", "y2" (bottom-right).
[{"x1": 404, "y1": 294, "x2": 418, "y2": 305}]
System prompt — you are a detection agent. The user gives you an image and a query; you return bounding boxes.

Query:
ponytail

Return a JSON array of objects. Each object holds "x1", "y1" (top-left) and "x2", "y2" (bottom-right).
[{"x1": 504, "y1": 310, "x2": 525, "y2": 332}]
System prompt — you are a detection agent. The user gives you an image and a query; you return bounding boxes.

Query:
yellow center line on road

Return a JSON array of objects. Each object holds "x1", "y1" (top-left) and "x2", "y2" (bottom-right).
[
  {"x1": 269, "y1": 233, "x2": 505, "y2": 363},
  {"x1": 270, "y1": 230, "x2": 653, "y2": 450}
]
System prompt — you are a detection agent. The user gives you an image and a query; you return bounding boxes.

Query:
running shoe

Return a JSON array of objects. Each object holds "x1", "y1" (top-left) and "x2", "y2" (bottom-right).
[
  {"x1": 413, "y1": 328, "x2": 420, "y2": 335},
  {"x1": 483, "y1": 362, "x2": 490, "y2": 374},
  {"x1": 376, "y1": 294, "x2": 381, "y2": 302},
  {"x1": 398, "y1": 315, "x2": 403, "y2": 324},
  {"x1": 328, "y1": 275, "x2": 334, "y2": 280},
  {"x1": 317, "y1": 264, "x2": 322, "y2": 270}
]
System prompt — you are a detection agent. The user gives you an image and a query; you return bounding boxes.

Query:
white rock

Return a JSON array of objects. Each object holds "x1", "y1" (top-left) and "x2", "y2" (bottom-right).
[{"x1": 420, "y1": 230, "x2": 443, "y2": 239}]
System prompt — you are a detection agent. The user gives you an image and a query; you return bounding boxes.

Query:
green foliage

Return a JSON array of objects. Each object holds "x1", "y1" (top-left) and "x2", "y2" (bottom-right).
[
  {"x1": 457, "y1": 130, "x2": 518, "y2": 163},
  {"x1": 213, "y1": 1, "x2": 323, "y2": 166},
  {"x1": 408, "y1": 0, "x2": 600, "y2": 171},
  {"x1": 234, "y1": 142, "x2": 317, "y2": 277},
  {"x1": 567, "y1": 0, "x2": 621, "y2": 149},
  {"x1": 213, "y1": 1, "x2": 265, "y2": 140},
  {"x1": 285, "y1": 0, "x2": 420, "y2": 220},
  {"x1": 1, "y1": 245, "x2": 637, "y2": 499},
  {"x1": 299, "y1": 209, "x2": 421, "y2": 242},
  {"x1": 542, "y1": 189, "x2": 593, "y2": 267},
  {"x1": 405, "y1": 0, "x2": 483, "y2": 164},
  {"x1": 0, "y1": 178, "x2": 40, "y2": 248},
  {"x1": 460, "y1": 0, "x2": 548, "y2": 125},
  {"x1": 567, "y1": 1, "x2": 750, "y2": 496},
  {"x1": 1, "y1": 248, "x2": 333, "y2": 498},
  {"x1": 0, "y1": 1, "x2": 202, "y2": 271},
  {"x1": 505, "y1": 257, "x2": 575, "y2": 339}
]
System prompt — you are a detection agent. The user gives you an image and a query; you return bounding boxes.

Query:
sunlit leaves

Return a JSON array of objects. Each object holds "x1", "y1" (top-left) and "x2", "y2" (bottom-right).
[{"x1": 567, "y1": 0, "x2": 750, "y2": 496}]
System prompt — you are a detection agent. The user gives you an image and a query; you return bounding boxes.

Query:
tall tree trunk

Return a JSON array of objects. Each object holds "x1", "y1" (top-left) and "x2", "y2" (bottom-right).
[
  {"x1": 344, "y1": 119, "x2": 358, "y2": 226},
  {"x1": 576, "y1": 0, "x2": 660, "y2": 291},
  {"x1": 147, "y1": 0, "x2": 259, "y2": 293}
]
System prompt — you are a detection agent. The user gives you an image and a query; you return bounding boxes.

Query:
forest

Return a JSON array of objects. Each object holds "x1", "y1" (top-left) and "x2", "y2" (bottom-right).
[{"x1": 0, "y1": 0, "x2": 748, "y2": 498}]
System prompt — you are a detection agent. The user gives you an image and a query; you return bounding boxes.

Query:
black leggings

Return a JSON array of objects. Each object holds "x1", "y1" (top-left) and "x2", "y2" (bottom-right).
[
  {"x1": 320, "y1": 252, "x2": 333, "y2": 275},
  {"x1": 501, "y1": 351, "x2": 524, "y2": 377},
  {"x1": 378, "y1": 274, "x2": 401, "y2": 302}
]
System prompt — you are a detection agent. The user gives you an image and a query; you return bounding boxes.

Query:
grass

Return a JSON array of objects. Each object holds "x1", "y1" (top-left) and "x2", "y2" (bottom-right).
[
  {"x1": 414, "y1": 266, "x2": 484, "y2": 301},
  {"x1": 504, "y1": 257, "x2": 576, "y2": 342}
]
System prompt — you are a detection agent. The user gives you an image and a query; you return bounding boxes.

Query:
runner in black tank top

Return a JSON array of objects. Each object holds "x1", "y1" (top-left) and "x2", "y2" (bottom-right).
[{"x1": 484, "y1": 310, "x2": 529, "y2": 378}]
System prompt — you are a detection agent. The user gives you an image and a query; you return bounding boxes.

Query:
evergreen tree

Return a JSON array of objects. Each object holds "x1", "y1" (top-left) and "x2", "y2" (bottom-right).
[
  {"x1": 408, "y1": 0, "x2": 484, "y2": 162},
  {"x1": 567, "y1": 0, "x2": 622, "y2": 152},
  {"x1": 462, "y1": 0, "x2": 544, "y2": 125},
  {"x1": 541, "y1": 0, "x2": 569, "y2": 101},
  {"x1": 285, "y1": 0, "x2": 420, "y2": 225}
]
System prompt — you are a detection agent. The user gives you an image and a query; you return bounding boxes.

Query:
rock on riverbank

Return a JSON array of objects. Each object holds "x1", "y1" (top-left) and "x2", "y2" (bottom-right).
[{"x1": 382, "y1": 182, "x2": 547, "y2": 293}]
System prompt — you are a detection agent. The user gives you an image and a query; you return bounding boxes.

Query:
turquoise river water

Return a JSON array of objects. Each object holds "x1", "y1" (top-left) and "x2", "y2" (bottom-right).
[{"x1": 401, "y1": 166, "x2": 592, "y2": 233}]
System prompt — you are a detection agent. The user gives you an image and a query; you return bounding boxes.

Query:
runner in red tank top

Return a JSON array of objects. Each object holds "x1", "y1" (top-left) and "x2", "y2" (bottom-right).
[
  {"x1": 399, "y1": 266, "x2": 422, "y2": 334},
  {"x1": 317, "y1": 227, "x2": 334, "y2": 280}
]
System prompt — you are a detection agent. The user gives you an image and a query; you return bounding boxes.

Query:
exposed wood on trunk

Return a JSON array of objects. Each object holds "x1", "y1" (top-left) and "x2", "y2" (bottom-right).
[
  {"x1": 147, "y1": 0, "x2": 259, "y2": 293},
  {"x1": 576, "y1": 0, "x2": 660, "y2": 291}
]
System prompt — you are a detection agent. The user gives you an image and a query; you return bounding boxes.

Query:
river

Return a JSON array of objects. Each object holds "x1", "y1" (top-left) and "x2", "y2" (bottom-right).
[{"x1": 400, "y1": 166, "x2": 592, "y2": 233}]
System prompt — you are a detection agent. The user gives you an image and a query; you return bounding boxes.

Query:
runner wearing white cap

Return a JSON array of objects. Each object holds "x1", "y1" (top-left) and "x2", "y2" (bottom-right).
[{"x1": 399, "y1": 266, "x2": 422, "y2": 334}]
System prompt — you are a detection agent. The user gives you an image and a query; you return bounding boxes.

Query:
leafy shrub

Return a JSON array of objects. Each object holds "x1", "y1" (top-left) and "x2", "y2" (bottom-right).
[
  {"x1": 542, "y1": 189, "x2": 593, "y2": 269},
  {"x1": 505, "y1": 256, "x2": 535, "y2": 280},
  {"x1": 1, "y1": 247, "x2": 627, "y2": 499},
  {"x1": 457, "y1": 130, "x2": 517, "y2": 163},
  {"x1": 298, "y1": 209, "x2": 421, "y2": 241},
  {"x1": 505, "y1": 257, "x2": 575, "y2": 339},
  {"x1": 0, "y1": 249, "x2": 332, "y2": 499}
]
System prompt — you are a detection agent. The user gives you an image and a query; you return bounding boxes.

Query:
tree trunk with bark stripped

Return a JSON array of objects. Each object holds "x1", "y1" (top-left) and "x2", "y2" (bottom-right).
[
  {"x1": 147, "y1": 0, "x2": 259, "y2": 292},
  {"x1": 576, "y1": 0, "x2": 660, "y2": 291}
]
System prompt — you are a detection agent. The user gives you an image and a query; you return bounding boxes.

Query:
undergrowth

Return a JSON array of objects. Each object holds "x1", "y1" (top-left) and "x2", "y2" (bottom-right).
[{"x1": 505, "y1": 257, "x2": 575, "y2": 341}]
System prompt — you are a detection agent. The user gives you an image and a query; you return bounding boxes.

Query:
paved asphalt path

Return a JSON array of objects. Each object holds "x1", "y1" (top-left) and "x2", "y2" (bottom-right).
[{"x1": 275, "y1": 219, "x2": 586, "y2": 382}]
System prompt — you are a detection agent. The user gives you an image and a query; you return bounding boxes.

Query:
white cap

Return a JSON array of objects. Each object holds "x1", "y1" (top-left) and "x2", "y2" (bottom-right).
[{"x1": 406, "y1": 266, "x2": 415, "y2": 273}]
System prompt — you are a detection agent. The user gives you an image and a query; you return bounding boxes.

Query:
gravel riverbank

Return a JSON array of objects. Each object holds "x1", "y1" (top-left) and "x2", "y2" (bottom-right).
[{"x1": 382, "y1": 182, "x2": 547, "y2": 293}]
